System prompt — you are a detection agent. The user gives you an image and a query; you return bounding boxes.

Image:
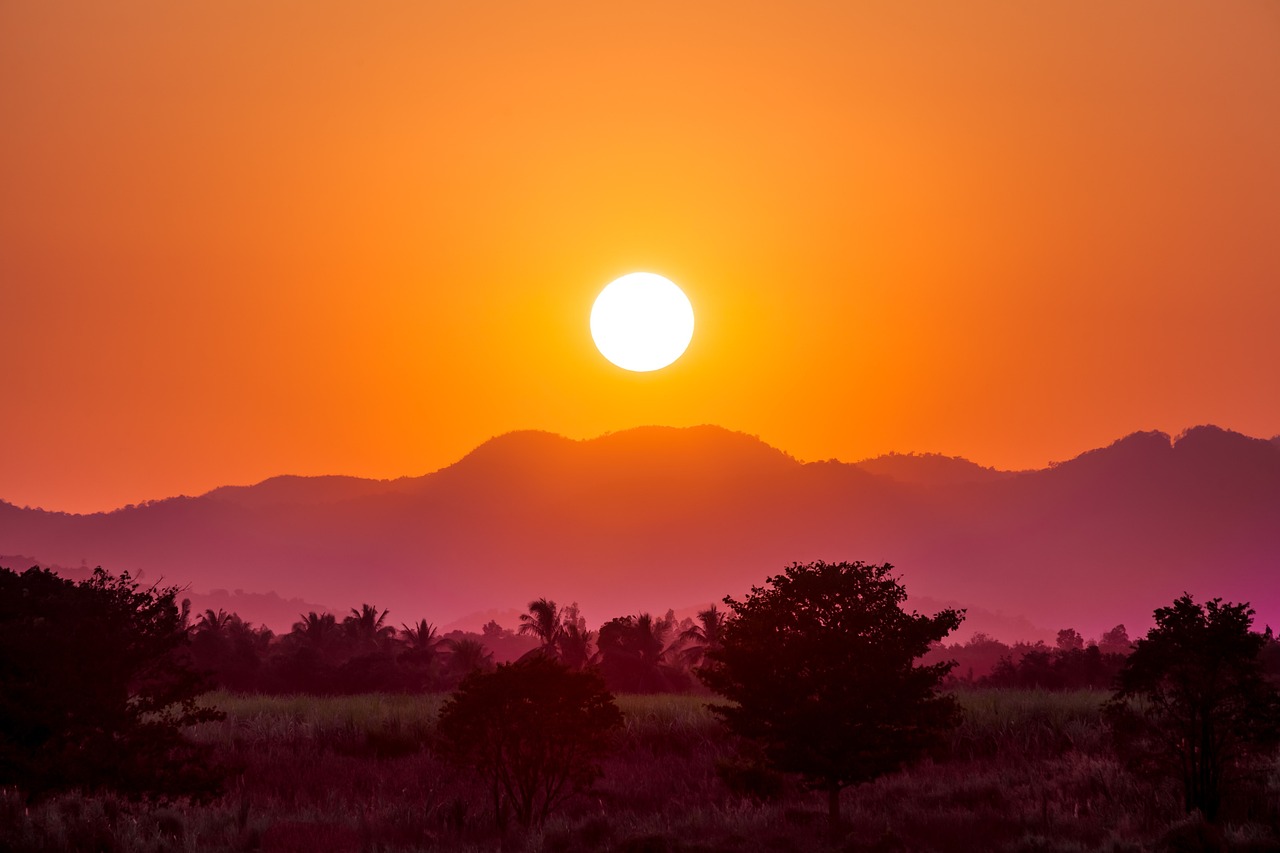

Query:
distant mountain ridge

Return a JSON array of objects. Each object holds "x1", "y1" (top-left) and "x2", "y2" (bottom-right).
[{"x1": 2, "y1": 424, "x2": 1277, "y2": 640}]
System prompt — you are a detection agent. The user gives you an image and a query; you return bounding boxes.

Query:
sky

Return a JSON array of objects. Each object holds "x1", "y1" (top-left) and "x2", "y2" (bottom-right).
[{"x1": 3, "y1": 1, "x2": 1279, "y2": 514}]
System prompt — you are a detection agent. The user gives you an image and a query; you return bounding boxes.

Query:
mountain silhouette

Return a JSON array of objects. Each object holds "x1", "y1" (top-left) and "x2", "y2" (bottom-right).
[{"x1": 2, "y1": 425, "x2": 1277, "y2": 638}]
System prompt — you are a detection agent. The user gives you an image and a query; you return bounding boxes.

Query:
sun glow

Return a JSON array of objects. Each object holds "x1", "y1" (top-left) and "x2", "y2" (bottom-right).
[{"x1": 590, "y1": 273, "x2": 695, "y2": 372}]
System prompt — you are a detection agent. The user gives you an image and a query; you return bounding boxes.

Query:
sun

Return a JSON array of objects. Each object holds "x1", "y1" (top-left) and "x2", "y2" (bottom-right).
[{"x1": 590, "y1": 273, "x2": 695, "y2": 372}]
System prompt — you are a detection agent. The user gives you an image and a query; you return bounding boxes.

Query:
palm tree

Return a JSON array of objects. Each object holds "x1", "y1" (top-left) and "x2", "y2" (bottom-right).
[
  {"x1": 195, "y1": 608, "x2": 233, "y2": 635},
  {"x1": 400, "y1": 619, "x2": 441, "y2": 653},
  {"x1": 447, "y1": 637, "x2": 495, "y2": 679},
  {"x1": 557, "y1": 622, "x2": 595, "y2": 670},
  {"x1": 677, "y1": 605, "x2": 727, "y2": 670},
  {"x1": 633, "y1": 612, "x2": 672, "y2": 668},
  {"x1": 292, "y1": 611, "x2": 338, "y2": 647},
  {"x1": 518, "y1": 598, "x2": 562, "y2": 653},
  {"x1": 596, "y1": 612, "x2": 685, "y2": 692},
  {"x1": 345, "y1": 603, "x2": 395, "y2": 647}
]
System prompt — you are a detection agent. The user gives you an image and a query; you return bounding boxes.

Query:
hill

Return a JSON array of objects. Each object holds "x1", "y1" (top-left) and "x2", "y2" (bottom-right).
[{"x1": 2, "y1": 424, "x2": 1277, "y2": 639}]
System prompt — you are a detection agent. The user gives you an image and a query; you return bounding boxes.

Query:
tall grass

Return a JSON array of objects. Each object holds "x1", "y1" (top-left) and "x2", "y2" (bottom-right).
[{"x1": 4, "y1": 689, "x2": 1277, "y2": 852}]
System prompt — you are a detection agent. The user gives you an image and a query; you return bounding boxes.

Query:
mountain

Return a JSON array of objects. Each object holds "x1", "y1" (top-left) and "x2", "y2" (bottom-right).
[
  {"x1": 2, "y1": 424, "x2": 1278, "y2": 640},
  {"x1": 852, "y1": 453, "x2": 1014, "y2": 487}
]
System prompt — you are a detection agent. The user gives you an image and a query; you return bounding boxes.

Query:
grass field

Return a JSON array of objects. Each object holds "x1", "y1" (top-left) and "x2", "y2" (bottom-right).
[{"x1": 3, "y1": 690, "x2": 1278, "y2": 852}]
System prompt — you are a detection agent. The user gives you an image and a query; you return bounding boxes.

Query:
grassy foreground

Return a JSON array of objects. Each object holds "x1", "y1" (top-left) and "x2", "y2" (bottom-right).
[{"x1": 3, "y1": 690, "x2": 1278, "y2": 852}]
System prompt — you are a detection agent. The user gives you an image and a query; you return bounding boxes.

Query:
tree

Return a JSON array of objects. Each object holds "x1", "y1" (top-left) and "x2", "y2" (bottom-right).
[
  {"x1": 595, "y1": 612, "x2": 688, "y2": 693},
  {"x1": 1098, "y1": 624, "x2": 1132, "y2": 656},
  {"x1": 699, "y1": 561, "x2": 963, "y2": 837},
  {"x1": 0, "y1": 566, "x2": 224, "y2": 800},
  {"x1": 344, "y1": 604, "x2": 394, "y2": 648},
  {"x1": 400, "y1": 619, "x2": 440, "y2": 653},
  {"x1": 675, "y1": 604, "x2": 727, "y2": 672},
  {"x1": 1056, "y1": 627, "x2": 1085, "y2": 652},
  {"x1": 444, "y1": 637, "x2": 494, "y2": 683},
  {"x1": 1106, "y1": 594, "x2": 1280, "y2": 822},
  {"x1": 436, "y1": 656, "x2": 622, "y2": 829},
  {"x1": 518, "y1": 598, "x2": 563, "y2": 653},
  {"x1": 292, "y1": 611, "x2": 339, "y2": 648},
  {"x1": 399, "y1": 620, "x2": 443, "y2": 689},
  {"x1": 551, "y1": 602, "x2": 594, "y2": 670},
  {"x1": 190, "y1": 612, "x2": 272, "y2": 692}
]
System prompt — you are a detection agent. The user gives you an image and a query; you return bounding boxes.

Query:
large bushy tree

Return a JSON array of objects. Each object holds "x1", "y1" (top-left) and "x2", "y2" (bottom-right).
[
  {"x1": 436, "y1": 655, "x2": 622, "y2": 829},
  {"x1": 700, "y1": 560, "x2": 963, "y2": 836},
  {"x1": 0, "y1": 566, "x2": 224, "y2": 801},
  {"x1": 1106, "y1": 594, "x2": 1280, "y2": 822}
]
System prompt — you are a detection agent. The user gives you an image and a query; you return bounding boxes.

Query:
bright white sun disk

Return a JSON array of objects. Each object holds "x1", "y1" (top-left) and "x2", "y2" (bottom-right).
[{"x1": 590, "y1": 273, "x2": 694, "y2": 372}]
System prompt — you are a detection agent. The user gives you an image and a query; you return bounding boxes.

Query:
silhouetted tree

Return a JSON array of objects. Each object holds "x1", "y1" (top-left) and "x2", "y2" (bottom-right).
[
  {"x1": 1098, "y1": 624, "x2": 1133, "y2": 656},
  {"x1": 927, "y1": 632, "x2": 1012, "y2": 684},
  {"x1": 344, "y1": 604, "x2": 395, "y2": 648},
  {"x1": 556, "y1": 605, "x2": 595, "y2": 670},
  {"x1": 437, "y1": 656, "x2": 622, "y2": 828},
  {"x1": 398, "y1": 619, "x2": 443, "y2": 689},
  {"x1": 596, "y1": 612, "x2": 688, "y2": 693},
  {"x1": 700, "y1": 561, "x2": 962, "y2": 838},
  {"x1": 675, "y1": 604, "x2": 727, "y2": 672},
  {"x1": 191, "y1": 612, "x2": 272, "y2": 692},
  {"x1": 1106, "y1": 595, "x2": 1280, "y2": 822},
  {"x1": 292, "y1": 611, "x2": 339, "y2": 648},
  {"x1": 1056, "y1": 628, "x2": 1085, "y2": 652},
  {"x1": 400, "y1": 619, "x2": 440, "y2": 652},
  {"x1": 445, "y1": 637, "x2": 495, "y2": 683},
  {"x1": 0, "y1": 566, "x2": 224, "y2": 801},
  {"x1": 518, "y1": 598, "x2": 563, "y2": 653},
  {"x1": 195, "y1": 608, "x2": 233, "y2": 634}
]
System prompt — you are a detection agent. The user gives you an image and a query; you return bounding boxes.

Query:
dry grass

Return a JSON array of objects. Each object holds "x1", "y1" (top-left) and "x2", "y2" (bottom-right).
[{"x1": 4, "y1": 690, "x2": 1278, "y2": 852}]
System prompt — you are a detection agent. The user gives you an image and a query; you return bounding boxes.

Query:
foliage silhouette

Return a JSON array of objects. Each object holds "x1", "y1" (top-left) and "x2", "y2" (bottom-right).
[
  {"x1": 190, "y1": 611, "x2": 272, "y2": 692},
  {"x1": 436, "y1": 655, "x2": 622, "y2": 829},
  {"x1": 699, "y1": 560, "x2": 963, "y2": 837},
  {"x1": 1106, "y1": 594, "x2": 1280, "y2": 822},
  {"x1": 983, "y1": 644, "x2": 1125, "y2": 690},
  {"x1": 344, "y1": 603, "x2": 395, "y2": 648},
  {"x1": 555, "y1": 602, "x2": 595, "y2": 670},
  {"x1": 518, "y1": 598, "x2": 563, "y2": 653},
  {"x1": 0, "y1": 566, "x2": 224, "y2": 801},
  {"x1": 444, "y1": 637, "x2": 494, "y2": 680},
  {"x1": 675, "y1": 604, "x2": 726, "y2": 673},
  {"x1": 596, "y1": 612, "x2": 689, "y2": 693}
]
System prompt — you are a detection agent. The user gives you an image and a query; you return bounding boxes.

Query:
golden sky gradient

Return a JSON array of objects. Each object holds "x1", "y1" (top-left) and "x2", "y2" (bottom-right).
[{"x1": 3, "y1": 1, "x2": 1279, "y2": 513}]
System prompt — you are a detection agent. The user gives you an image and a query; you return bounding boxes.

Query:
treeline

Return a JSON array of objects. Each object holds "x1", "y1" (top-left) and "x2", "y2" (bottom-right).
[
  {"x1": 182, "y1": 598, "x2": 726, "y2": 695},
  {"x1": 188, "y1": 597, "x2": 1280, "y2": 695},
  {"x1": 927, "y1": 625, "x2": 1139, "y2": 690}
]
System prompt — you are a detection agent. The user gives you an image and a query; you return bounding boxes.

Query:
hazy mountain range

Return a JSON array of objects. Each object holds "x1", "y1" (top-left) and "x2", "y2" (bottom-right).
[{"x1": 3, "y1": 425, "x2": 1278, "y2": 641}]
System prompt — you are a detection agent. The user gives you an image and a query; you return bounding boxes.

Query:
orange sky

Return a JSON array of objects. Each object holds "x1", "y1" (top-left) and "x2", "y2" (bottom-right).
[{"x1": 3, "y1": 1, "x2": 1279, "y2": 514}]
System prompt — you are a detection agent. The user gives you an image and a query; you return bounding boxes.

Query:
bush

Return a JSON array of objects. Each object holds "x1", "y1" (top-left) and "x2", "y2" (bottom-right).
[
  {"x1": 436, "y1": 655, "x2": 623, "y2": 828},
  {"x1": 0, "y1": 566, "x2": 224, "y2": 801}
]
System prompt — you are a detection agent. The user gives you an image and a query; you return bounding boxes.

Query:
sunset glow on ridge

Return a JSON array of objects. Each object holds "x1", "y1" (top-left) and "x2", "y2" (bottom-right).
[{"x1": 1, "y1": 1, "x2": 1278, "y2": 513}]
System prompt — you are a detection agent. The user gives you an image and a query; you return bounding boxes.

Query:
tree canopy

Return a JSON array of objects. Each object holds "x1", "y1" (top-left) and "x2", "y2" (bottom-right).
[
  {"x1": 0, "y1": 566, "x2": 223, "y2": 801},
  {"x1": 699, "y1": 560, "x2": 963, "y2": 835},
  {"x1": 1107, "y1": 594, "x2": 1280, "y2": 822},
  {"x1": 436, "y1": 655, "x2": 622, "y2": 829}
]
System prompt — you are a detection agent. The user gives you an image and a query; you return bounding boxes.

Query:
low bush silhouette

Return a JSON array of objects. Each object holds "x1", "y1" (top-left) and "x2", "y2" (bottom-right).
[{"x1": 436, "y1": 655, "x2": 623, "y2": 829}]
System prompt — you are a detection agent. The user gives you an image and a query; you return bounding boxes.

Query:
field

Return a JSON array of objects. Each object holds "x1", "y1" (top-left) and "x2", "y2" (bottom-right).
[{"x1": 3, "y1": 690, "x2": 1278, "y2": 853}]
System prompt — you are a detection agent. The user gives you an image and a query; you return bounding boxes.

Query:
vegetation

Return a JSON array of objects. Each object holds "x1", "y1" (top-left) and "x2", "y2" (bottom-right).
[
  {"x1": 4, "y1": 689, "x2": 1279, "y2": 852},
  {"x1": 437, "y1": 656, "x2": 623, "y2": 828},
  {"x1": 6, "y1": 563, "x2": 1280, "y2": 850},
  {"x1": 0, "y1": 567, "x2": 223, "y2": 801},
  {"x1": 700, "y1": 560, "x2": 964, "y2": 835},
  {"x1": 1107, "y1": 595, "x2": 1280, "y2": 823}
]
